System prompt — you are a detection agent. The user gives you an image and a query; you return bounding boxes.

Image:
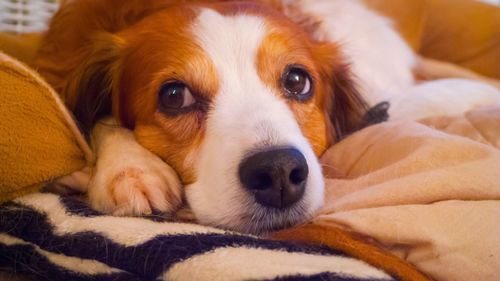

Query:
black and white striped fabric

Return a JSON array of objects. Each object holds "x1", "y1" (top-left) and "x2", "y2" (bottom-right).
[{"x1": 0, "y1": 192, "x2": 396, "y2": 281}]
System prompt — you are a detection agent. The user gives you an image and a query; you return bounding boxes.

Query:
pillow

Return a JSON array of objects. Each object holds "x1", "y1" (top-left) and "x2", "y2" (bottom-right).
[{"x1": 0, "y1": 51, "x2": 92, "y2": 202}]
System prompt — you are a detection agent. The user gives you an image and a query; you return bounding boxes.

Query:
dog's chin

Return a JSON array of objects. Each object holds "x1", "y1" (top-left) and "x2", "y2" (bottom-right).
[
  {"x1": 203, "y1": 200, "x2": 315, "y2": 235},
  {"x1": 238, "y1": 205, "x2": 313, "y2": 235}
]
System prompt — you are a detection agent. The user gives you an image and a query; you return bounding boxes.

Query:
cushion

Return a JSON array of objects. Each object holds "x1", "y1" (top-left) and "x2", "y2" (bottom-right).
[{"x1": 0, "y1": 51, "x2": 92, "y2": 202}]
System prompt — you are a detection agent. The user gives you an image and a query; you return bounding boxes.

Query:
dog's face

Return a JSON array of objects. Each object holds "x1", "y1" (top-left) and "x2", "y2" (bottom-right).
[{"x1": 71, "y1": 1, "x2": 366, "y2": 233}]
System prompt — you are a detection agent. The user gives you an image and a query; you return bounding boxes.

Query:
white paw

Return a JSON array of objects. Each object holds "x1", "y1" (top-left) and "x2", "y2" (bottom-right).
[{"x1": 88, "y1": 126, "x2": 182, "y2": 216}]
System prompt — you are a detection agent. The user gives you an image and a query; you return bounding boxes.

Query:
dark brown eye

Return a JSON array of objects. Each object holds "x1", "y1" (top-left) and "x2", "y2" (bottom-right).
[
  {"x1": 282, "y1": 67, "x2": 313, "y2": 100},
  {"x1": 158, "y1": 82, "x2": 196, "y2": 114}
]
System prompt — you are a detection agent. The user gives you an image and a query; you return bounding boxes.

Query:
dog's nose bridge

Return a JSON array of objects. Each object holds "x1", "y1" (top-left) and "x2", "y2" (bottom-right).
[
  {"x1": 234, "y1": 100, "x2": 304, "y2": 147},
  {"x1": 253, "y1": 120, "x2": 280, "y2": 145}
]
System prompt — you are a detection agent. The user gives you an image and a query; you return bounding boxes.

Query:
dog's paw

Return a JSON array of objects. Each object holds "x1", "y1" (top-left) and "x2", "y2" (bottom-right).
[
  {"x1": 88, "y1": 127, "x2": 182, "y2": 216},
  {"x1": 89, "y1": 156, "x2": 182, "y2": 216}
]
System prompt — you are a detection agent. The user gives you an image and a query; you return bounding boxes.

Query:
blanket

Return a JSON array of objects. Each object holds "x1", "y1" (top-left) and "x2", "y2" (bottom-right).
[
  {"x1": 274, "y1": 109, "x2": 500, "y2": 281},
  {"x1": 0, "y1": 192, "x2": 397, "y2": 281}
]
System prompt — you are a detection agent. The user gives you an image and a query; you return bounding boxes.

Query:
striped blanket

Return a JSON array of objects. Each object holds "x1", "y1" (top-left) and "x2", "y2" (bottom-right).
[{"x1": 0, "y1": 192, "x2": 396, "y2": 281}]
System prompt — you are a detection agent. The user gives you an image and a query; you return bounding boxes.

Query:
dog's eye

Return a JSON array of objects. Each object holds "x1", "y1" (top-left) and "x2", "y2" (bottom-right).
[
  {"x1": 282, "y1": 67, "x2": 313, "y2": 100},
  {"x1": 158, "y1": 82, "x2": 196, "y2": 114}
]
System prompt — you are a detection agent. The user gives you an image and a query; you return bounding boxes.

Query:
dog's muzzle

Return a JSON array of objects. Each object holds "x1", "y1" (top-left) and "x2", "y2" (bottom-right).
[{"x1": 238, "y1": 147, "x2": 308, "y2": 209}]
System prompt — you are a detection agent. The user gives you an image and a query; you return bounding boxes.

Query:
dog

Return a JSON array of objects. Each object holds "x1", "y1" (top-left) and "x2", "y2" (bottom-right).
[
  {"x1": 35, "y1": 0, "x2": 498, "y2": 234},
  {"x1": 34, "y1": 0, "x2": 378, "y2": 233}
]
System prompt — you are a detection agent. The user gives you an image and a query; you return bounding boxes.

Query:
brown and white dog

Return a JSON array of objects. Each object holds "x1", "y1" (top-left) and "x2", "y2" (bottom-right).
[
  {"x1": 35, "y1": 0, "x2": 374, "y2": 234},
  {"x1": 35, "y1": 0, "x2": 499, "y2": 234}
]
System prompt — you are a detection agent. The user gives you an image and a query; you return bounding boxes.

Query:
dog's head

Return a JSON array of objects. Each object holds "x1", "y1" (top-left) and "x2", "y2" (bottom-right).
[{"x1": 60, "y1": 0, "x2": 368, "y2": 233}]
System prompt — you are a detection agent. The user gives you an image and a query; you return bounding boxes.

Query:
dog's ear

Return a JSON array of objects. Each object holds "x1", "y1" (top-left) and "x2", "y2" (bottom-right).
[
  {"x1": 311, "y1": 42, "x2": 372, "y2": 142},
  {"x1": 325, "y1": 61, "x2": 390, "y2": 142},
  {"x1": 63, "y1": 33, "x2": 123, "y2": 137},
  {"x1": 328, "y1": 63, "x2": 370, "y2": 141}
]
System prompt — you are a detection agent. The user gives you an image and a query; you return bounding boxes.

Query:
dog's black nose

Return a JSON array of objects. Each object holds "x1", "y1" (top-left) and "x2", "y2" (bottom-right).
[{"x1": 239, "y1": 148, "x2": 308, "y2": 209}]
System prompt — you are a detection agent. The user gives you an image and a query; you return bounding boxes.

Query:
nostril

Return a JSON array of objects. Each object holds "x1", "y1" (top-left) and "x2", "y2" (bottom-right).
[
  {"x1": 249, "y1": 172, "x2": 273, "y2": 190},
  {"x1": 289, "y1": 167, "x2": 307, "y2": 185}
]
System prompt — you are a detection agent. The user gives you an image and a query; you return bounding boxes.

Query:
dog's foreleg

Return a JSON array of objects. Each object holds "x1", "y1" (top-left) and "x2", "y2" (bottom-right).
[{"x1": 88, "y1": 117, "x2": 182, "y2": 216}]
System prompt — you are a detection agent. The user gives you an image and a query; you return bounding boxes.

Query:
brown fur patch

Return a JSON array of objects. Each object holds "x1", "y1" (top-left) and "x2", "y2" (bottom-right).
[{"x1": 113, "y1": 7, "x2": 220, "y2": 184}]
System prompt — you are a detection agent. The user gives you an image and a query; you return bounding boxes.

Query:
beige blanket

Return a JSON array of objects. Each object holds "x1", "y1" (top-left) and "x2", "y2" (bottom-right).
[{"x1": 276, "y1": 106, "x2": 500, "y2": 281}]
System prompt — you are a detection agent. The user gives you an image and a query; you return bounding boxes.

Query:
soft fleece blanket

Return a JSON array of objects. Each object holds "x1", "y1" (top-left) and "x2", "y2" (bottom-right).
[{"x1": 275, "y1": 107, "x2": 500, "y2": 281}]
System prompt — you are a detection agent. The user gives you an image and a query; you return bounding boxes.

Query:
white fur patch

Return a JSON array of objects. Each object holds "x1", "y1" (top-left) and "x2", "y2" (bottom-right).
[
  {"x1": 388, "y1": 79, "x2": 500, "y2": 121},
  {"x1": 186, "y1": 9, "x2": 324, "y2": 233}
]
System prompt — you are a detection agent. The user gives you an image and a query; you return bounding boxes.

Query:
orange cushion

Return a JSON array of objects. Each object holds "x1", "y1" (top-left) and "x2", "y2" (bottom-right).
[{"x1": 365, "y1": 0, "x2": 500, "y2": 79}]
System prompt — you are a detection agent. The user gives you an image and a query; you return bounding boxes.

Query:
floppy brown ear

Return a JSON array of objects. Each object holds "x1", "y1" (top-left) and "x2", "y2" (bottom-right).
[
  {"x1": 312, "y1": 41, "x2": 387, "y2": 142},
  {"x1": 328, "y1": 63, "x2": 390, "y2": 141},
  {"x1": 62, "y1": 33, "x2": 123, "y2": 136},
  {"x1": 328, "y1": 63, "x2": 370, "y2": 141},
  {"x1": 330, "y1": 62, "x2": 392, "y2": 140}
]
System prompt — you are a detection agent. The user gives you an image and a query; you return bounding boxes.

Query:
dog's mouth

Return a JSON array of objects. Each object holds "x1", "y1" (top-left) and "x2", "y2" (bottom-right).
[
  {"x1": 227, "y1": 202, "x2": 313, "y2": 235},
  {"x1": 172, "y1": 199, "x2": 311, "y2": 234}
]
